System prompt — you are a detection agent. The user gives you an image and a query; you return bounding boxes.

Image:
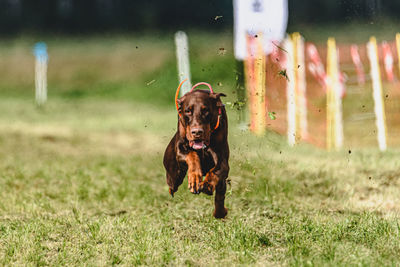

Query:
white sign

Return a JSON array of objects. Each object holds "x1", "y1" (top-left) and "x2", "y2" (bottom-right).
[{"x1": 233, "y1": 0, "x2": 288, "y2": 60}]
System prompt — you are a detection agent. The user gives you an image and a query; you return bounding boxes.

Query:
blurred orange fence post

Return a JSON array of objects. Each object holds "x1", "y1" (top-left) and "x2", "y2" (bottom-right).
[
  {"x1": 396, "y1": 33, "x2": 400, "y2": 77},
  {"x1": 244, "y1": 33, "x2": 266, "y2": 136}
]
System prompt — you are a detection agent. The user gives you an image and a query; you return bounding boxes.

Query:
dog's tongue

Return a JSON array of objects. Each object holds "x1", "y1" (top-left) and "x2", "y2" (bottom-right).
[{"x1": 191, "y1": 141, "x2": 205, "y2": 150}]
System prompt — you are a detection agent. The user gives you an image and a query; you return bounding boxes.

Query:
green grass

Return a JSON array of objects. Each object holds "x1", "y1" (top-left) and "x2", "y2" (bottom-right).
[
  {"x1": 1, "y1": 30, "x2": 400, "y2": 265},
  {"x1": 0, "y1": 33, "x2": 237, "y2": 106},
  {"x1": 1, "y1": 98, "x2": 400, "y2": 266}
]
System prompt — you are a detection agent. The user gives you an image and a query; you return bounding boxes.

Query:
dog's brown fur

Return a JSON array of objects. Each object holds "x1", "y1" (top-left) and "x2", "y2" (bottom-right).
[{"x1": 163, "y1": 90, "x2": 229, "y2": 218}]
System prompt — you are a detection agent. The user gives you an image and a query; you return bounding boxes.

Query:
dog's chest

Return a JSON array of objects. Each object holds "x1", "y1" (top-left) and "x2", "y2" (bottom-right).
[{"x1": 196, "y1": 150, "x2": 215, "y2": 176}]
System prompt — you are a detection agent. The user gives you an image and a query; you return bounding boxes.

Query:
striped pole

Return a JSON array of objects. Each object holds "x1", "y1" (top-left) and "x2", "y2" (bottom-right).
[
  {"x1": 283, "y1": 36, "x2": 296, "y2": 146},
  {"x1": 293, "y1": 32, "x2": 308, "y2": 141},
  {"x1": 175, "y1": 31, "x2": 192, "y2": 96},
  {"x1": 283, "y1": 33, "x2": 307, "y2": 146},
  {"x1": 326, "y1": 38, "x2": 343, "y2": 151},
  {"x1": 33, "y1": 42, "x2": 48, "y2": 106},
  {"x1": 367, "y1": 36, "x2": 387, "y2": 151}
]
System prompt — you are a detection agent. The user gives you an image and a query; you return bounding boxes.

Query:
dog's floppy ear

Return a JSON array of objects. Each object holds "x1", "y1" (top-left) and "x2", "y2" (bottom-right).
[
  {"x1": 211, "y1": 92, "x2": 226, "y2": 107},
  {"x1": 177, "y1": 96, "x2": 187, "y2": 138},
  {"x1": 176, "y1": 96, "x2": 185, "y2": 105},
  {"x1": 211, "y1": 92, "x2": 226, "y2": 98},
  {"x1": 176, "y1": 96, "x2": 186, "y2": 113}
]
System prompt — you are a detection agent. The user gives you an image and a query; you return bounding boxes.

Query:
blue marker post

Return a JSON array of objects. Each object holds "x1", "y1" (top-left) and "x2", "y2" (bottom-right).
[{"x1": 33, "y1": 42, "x2": 48, "y2": 106}]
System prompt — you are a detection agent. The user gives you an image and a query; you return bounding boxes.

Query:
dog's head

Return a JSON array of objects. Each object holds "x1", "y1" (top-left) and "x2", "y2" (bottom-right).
[{"x1": 177, "y1": 90, "x2": 226, "y2": 150}]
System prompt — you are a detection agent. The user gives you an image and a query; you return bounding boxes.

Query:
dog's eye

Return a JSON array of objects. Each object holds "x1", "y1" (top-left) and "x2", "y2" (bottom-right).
[{"x1": 185, "y1": 109, "x2": 192, "y2": 115}]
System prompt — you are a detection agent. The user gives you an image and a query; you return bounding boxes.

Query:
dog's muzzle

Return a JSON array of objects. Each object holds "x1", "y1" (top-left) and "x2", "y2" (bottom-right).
[{"x1": 189, "y1": 140, "x2": 207, "y2": 150}]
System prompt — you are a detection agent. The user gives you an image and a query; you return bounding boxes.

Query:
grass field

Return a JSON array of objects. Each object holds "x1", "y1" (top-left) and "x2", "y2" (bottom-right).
[{"x1": 1, "y1": 29, "x2": 400, "y2": 265}]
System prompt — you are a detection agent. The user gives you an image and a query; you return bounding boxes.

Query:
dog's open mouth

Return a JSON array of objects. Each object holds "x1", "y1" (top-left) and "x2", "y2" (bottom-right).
[{"x1": 189, "y1": 140, "x2": 206, "y2": 150}]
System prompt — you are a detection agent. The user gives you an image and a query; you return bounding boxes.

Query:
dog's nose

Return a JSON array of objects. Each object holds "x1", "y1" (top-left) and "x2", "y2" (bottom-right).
[{"x1": 191, "y1": 128, "x2": 204, "y2": 137}]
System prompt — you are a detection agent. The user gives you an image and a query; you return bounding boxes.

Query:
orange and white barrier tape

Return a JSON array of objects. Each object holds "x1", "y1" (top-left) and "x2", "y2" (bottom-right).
[
  {"x1": 396, "y1": 34, "x2": 400, "y2": 77},
  {"x1": 382, "y1": 41, "x2": 394, "y2": 82},
  {"x1": 307, "y1": 43, "x2": 327, "y2": 87},
  {"x1": 308, "y1": 42, "x2": 346, "y2": 98},
  {"x1": 350, "y1": 44, "x2": 365, "y2": 85}
]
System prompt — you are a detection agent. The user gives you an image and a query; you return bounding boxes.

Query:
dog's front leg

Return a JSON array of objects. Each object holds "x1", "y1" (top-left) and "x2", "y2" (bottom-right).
[
  {"x1": 178, "y1": 151, "x2": 202, "y2": 194},
  {"x1": 198, "y1": 147, "x2": 229, "y2": 218},
  {"x1": 214, "y1": 178, "x2": 228, "y2": 218},
  {"x1": 201, "y1": 168, "x2": 229, "y2": 219},
  {"x1": 199, "y1": 147, "x2": 229, "y2": 195}
]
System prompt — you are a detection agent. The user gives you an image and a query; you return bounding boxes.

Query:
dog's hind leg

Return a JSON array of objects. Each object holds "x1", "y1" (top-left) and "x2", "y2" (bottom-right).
[
  {"x1": 165, "y1": 157, "x2": 187, "y2": 197},
  {"x1": 163, "y1": 135, "x2": 187, "y2": 197},
  {"x1": 199, "y1": 147, "x2": 229, "y2": 196},
  {"x1": 166, "y1": 165, "x2": 187, "y2": 197}
]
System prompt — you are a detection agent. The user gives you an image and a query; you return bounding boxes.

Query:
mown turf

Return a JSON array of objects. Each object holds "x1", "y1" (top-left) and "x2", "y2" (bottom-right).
[
  {"x1": 2, "y1": 30, "x2": 400, "y2": 265},
  {"x1": 1, "y1": 98, "x2": 400, "y2": 266}
]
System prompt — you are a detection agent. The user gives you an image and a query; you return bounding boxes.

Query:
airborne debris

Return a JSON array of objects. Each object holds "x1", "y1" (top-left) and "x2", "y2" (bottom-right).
[
  {"x1": 225, "y1": 101, "x2": 245, "y2": 111},
  {"x1": 146, "y1": 80, "x2": 156, "y2": 86},
  {"x1": 218, "y1": 47, "x2": 227, "y2": 56},
  {"x1": 278, "y1": 69, "x2": 289, "y2": 81},
  {"x1": 214, "y1": 15, "x2": 223, "y2": 21},
  {"x1": 268, "y1": 111, "x2": 276, "y2": 120},
  {"x1": 272, "y1": 41, "x2": 288, "y2": 53}
]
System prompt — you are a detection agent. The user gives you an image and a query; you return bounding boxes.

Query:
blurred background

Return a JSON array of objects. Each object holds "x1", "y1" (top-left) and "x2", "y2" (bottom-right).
[
  {"x1": 0, "y1": 0, "x2": 398, "y2": 33},
  {"x1": 0, "y1": 0, "x2": 400, "y2": 147}
]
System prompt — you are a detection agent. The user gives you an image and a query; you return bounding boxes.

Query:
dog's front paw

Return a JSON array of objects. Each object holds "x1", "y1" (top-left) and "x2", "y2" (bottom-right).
[
  {"x1": 199, "y1": 180, "x2": 215, "y2": 195},
  {"x1": 213, "y1": 207, "x2": 228, "y2": 219},
  {"x1": 199, "y1": 171, "x2": 217, "y2": 195},
  {"x1": 188, "y1": 171, "x2": 202, "y2": 194}
]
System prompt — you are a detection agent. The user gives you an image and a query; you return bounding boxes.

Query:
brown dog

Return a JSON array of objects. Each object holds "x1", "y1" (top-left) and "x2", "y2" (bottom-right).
[{"x1": 163, "y1": 88, "x2": 229, "y2": 218}]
